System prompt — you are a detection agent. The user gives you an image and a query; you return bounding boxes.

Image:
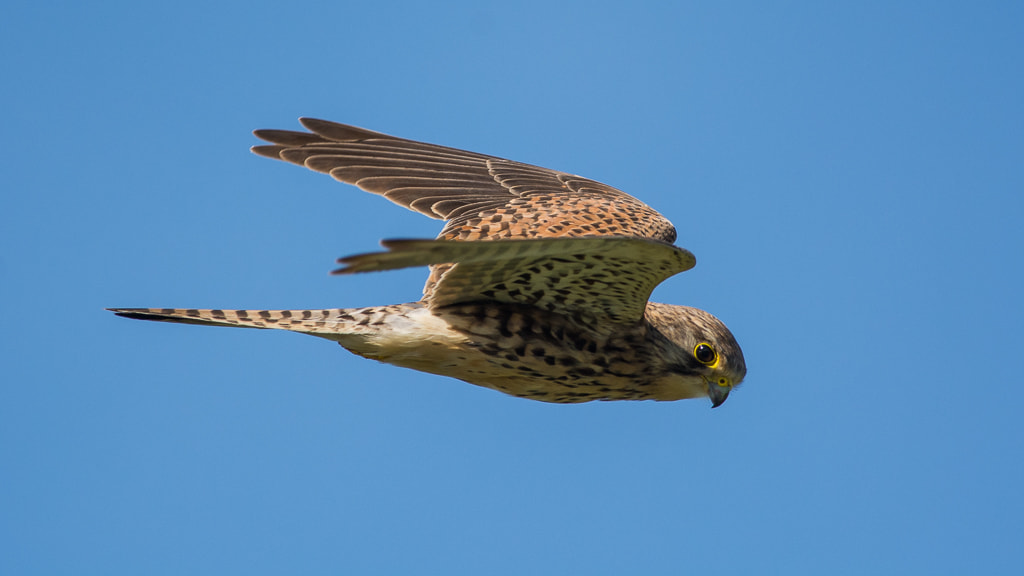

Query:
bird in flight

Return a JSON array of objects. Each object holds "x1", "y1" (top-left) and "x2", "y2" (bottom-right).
[{"x1": 111, "y1": 118, "x2": 746, "y2": 406}]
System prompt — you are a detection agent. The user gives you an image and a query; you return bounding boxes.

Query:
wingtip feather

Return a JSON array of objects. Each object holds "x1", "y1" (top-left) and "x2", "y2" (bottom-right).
[{"x1": 299, "y1": 118, "x2": 394, "y2": 142}]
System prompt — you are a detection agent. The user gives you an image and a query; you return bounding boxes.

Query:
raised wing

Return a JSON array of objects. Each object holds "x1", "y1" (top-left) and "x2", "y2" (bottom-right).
[
  {"x1": 336, "y1": 237, "x2": 696, "y2": 326},
  {"x1": 252, "y1": 118, "x2": 677, "y2": 244}
]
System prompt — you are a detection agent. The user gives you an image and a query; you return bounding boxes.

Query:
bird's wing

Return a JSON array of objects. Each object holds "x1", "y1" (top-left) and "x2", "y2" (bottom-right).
[
  {"x1": 336, "y1": 237, "x2": 695, "y2": 326},
  {"x1": 252, "y1": 118, "x2": 677, "y2": 244}
]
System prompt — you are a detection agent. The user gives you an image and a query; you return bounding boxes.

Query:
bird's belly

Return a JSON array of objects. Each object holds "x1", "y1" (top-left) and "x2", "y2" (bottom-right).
[{"x1": 338, "y1": 303, "x2": 670, "y2": 403}]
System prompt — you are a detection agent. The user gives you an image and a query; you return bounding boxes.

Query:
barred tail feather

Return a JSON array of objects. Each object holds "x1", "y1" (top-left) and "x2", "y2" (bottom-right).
[{"x1": 108, "y1": 307, "x2": 357, "y2": 334}]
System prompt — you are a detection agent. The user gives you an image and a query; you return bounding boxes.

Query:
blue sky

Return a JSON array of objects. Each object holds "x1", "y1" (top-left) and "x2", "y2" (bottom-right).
[{"x1": 3, "y1": 1, "x2": 1022, "y2": 574}]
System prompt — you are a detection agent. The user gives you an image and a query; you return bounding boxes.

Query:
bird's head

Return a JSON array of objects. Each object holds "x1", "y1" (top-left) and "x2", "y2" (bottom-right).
[{"x1": 645, "y1": 303, "x2": 746, "y2": 407}]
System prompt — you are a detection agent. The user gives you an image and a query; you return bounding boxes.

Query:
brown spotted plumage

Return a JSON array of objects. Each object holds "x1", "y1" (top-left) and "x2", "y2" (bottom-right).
[{"x1": 111, "y1": 118, "x2": 746, "y2": 406}]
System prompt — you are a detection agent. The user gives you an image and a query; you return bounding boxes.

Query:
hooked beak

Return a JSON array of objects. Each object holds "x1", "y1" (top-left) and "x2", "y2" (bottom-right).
[{"x1": 707, "y1": 379, "x2": 731, "y2": 408}]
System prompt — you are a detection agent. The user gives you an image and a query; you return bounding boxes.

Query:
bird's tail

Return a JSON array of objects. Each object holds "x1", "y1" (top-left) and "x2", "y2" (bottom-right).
[
  {"x1": 110, "y1": 302, "x2": 458, "y2": 368},
  {"x1": 108, "y1": 307, "x2": 361, "y2": 338}
]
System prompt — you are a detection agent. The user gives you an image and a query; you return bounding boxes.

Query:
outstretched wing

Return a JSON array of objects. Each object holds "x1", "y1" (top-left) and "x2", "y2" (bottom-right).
[
  {"x1": 251, "y1": 118, "x2": 677, "y2": 244},
  {"x1": 336, "y1": 237, "x2": 695, "y2": 326}
]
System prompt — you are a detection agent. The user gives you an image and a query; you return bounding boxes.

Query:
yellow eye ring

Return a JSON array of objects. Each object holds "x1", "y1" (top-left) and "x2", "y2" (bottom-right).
[{"x1": 694, "y1": 343, "x2": 718, "y2": 366}]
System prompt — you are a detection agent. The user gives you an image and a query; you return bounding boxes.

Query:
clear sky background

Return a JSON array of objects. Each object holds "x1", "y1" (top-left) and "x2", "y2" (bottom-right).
[{"x1": 3, "y1": 2, "x2": 1022, "y2": 574}]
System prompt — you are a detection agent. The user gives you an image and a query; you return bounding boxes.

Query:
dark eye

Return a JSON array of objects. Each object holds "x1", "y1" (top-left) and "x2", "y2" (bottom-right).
[{"x1": 694, "y1": 343, "x2": 717, "y2": 366}]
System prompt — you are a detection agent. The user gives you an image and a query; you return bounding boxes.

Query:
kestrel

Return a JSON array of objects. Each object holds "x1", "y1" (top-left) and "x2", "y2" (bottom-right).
[{"x1": 111, "y1": 118, "x2": 746, "y2": 406}]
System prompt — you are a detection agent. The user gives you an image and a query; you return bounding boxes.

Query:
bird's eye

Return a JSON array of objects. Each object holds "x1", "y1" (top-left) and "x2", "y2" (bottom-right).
[{"x1": 694, "y1": 343, "x2": 717, "y2": 366}]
